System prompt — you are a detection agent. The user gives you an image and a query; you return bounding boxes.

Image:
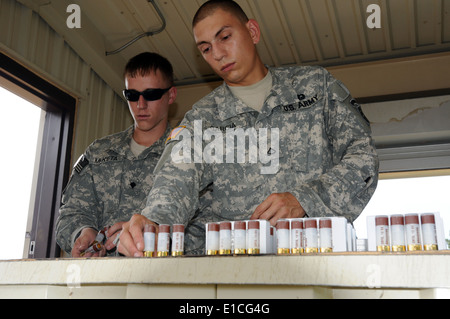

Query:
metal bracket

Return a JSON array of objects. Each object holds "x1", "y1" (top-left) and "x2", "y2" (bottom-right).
[{"x1": 105, "y1": 0, "x2": 167, "y2": 56}]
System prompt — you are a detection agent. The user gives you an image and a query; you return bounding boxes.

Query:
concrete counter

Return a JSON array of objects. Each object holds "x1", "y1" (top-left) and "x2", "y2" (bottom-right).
[{"x1": 0, "y1": 251, "x2": 449, "y2": 299}]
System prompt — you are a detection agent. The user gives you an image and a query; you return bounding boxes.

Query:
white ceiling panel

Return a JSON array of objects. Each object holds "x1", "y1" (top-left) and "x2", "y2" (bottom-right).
[{"x1": 16, "y1": 0, "x2": 450, "y2": 94}]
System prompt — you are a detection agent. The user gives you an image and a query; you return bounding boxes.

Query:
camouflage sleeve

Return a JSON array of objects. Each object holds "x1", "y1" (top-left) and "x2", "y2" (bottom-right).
[
  {"x1": 55, "y1": 153, "x2": 102, "y2": 254},
  {"x1": 141, "y1": 122, "x2": 214, "y2": 227},
  {"x1": 291, "y1": 70, "x2": 379, "y2": 222},
  {"x1": 184, "y1": 182, "x2": 214, "y2": 255}
]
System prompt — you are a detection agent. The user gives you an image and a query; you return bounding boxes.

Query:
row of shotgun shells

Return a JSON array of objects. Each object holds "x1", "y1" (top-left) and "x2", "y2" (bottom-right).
[
  {"x1": 375, "y1": 213, "x2": 438, "y2": 252},
  {"x1": 276, "y1": 218, "x2": 333, "y2": 254},
  {"x1": 205, "y1": 218, "x2": 334, "y2": 256},
  {"x1": 143, "y1": 223, "x2": 185, "y2": 257},
  {"x1": 206, "y1": 220, "x2": 263, "y2": 255}
]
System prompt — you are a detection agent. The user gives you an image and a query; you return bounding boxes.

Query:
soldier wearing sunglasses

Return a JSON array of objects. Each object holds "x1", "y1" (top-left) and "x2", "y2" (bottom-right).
[{"x1": 56, "y1": 52, "x2": 212, "y2": 257}]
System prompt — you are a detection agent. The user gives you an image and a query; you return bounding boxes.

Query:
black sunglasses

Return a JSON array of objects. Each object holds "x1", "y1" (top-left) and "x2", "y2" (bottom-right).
[{"x1": 122, "y1": 87, "x2": 171, "y2": 102}]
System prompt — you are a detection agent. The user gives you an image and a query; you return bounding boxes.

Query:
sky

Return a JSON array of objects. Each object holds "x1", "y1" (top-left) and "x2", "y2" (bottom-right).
[
  {"x1": 0, "y1": 86, "x2": 448, "y2": 260},
  {"x1": 354, "y1": 175, "x2": 450, "y2": 241},
  {"x1": 0, "y1": 86, "x2": 41, "y2": 260}
]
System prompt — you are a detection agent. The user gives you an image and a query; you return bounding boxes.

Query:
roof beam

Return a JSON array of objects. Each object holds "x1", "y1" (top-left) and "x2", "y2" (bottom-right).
[{"x1": 16, "y1": 0, "x2": 126, "y2": 97}]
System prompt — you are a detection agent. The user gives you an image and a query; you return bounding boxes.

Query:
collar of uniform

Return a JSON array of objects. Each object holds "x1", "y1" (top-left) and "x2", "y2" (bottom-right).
[
  {"x1": 216, "y1": 84, "x2": 257, "y2": 121},
  {"x1": 107, "y1": 125, "x2": 135, "y2": 157},
  {"x1": 146, "y1": 124, "x2": 172, "y2": 156},
  {"x1": 108, "y1": 124, "x2": 172, "y2": 158},
  {"x1": 216, "y1": 67, "x2": 300, "y2": 121},
  {"x1": 129, "y1": 124, "x2": 173, "y2": 159}
]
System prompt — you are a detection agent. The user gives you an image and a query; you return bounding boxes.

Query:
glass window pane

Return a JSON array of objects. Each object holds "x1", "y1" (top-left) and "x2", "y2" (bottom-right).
[
  {"x1": 354, "y1": 174, "x2": 450, "y2": 247},
  {"x1": 0, "y1": 86, "x2": 43, "y2": 260}
]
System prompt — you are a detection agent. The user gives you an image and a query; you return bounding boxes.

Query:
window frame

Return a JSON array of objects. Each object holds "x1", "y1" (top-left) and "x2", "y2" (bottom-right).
[
  {"x1": 377, "y1": 143, "x2": 450, "y2": 173},
  {"x1": 358, "y1": 91, "x2": 450, "y2": 174},
  {"x1": 0, "y1": 52, "x2": 76, "y2": 258}
]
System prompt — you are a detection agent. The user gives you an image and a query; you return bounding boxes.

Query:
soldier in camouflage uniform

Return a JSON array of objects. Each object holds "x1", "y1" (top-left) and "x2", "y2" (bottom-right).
[
  {"x1": 56, "y1": 52, "x2": 211, "y2": 256},
  {"x1": 118, "y1": 0, "x2": 378, "y2": 257}
]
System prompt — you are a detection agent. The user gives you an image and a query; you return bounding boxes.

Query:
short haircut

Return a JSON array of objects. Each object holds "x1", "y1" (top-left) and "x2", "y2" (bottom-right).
[
  {"x1": 124, "y1": 52, "x2": 174, "y2": 85},
  {"x1": 192, "y1": 0, "x2": 249, "y2": 28}
]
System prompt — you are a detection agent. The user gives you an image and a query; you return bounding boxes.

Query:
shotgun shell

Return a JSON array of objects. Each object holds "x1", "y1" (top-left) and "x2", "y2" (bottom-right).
[
  {"x1": 270, "y1": 226, "x2": 275, "y2": 254},
  {"x1": 405, "y1": 214, "x2": 422, "y2": 251},
  {"x1": 219, "y1": 221, "x2": 232, "y2": 255},
  {"x1": 304, "y1": 219, "x2": 318, "y2": 253},
  {"x1": 247, "y1": 220, "x2": 260, "y2": 255},
  {"x1": 157, "y1": 224, "x2": 170, "y2": 257},
  {"x1": 276, "y1": 219, "x2": 290, "y2": 255},
  {"x1": 421, "y1": 213, "x2": 438, "y2": 250},
  {"x1": 143, "y1": 224, "x2": 156, "y2": 257},
  {"x1": 96, "y1": 227, "x2": 107, "y2": 243},
  {"x1": 390, "y1": 215, "x2": 406, "y2": 252},
  {"x1": 80, "y1": 242, "x2": 103, "y2": 256},
  {"x1": 233, "y1": 221, "x2": 247, "y2": 255},
  {"x1": 79, "y1": 227, "x2": 107, "y2": 256},
  {"x1": 206, "y1": 222, "x2": 220, "y2": 255},
  {"x1": 171, "y1": 224, "x2": 185, "y2": 256},
  {"x1": 319, "y1": 218, "x2": 333, "y2": 253},
  {"x1": 291, "y1": 219, "x2": 304, "y2": 254},
  {"x1": 375, "y1": 215, "x2": 390, "y2": 252}
]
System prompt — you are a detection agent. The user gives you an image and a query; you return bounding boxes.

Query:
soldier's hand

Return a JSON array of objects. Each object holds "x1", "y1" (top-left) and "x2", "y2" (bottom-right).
[
  {"x1": 72, "y1": 227, "x2": 105, "y2": 257},
  {"x1": 104, "y1": 221, "x2": 125, "y2": 251},
  {"x1": 251, "y1": 192, "x2": 306, "y2": 226},
  {"x1": 117, "y1": 214, "x2": 156, "y2": 257}
]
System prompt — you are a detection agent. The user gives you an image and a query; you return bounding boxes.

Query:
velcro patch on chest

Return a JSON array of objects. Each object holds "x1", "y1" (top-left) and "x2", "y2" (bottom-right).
[
  {"x1": 74, "y1": 155, "x2": 89, "y2": 174},
  {"x1": 281, "y1": 94, "x2": 319, "y2": 112}
]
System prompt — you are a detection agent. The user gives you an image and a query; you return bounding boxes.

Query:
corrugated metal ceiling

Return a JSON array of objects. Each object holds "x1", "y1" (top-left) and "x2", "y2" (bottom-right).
[{"x1": 16, "y1": 0, "x2": 450, "y2": 92}]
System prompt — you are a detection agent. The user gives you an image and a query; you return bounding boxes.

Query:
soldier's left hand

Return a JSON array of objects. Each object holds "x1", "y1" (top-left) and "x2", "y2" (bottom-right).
[
  {"x1": 251, "y1": 192, "x2": 306, "y2": 226},
  {"x1": 72, "y1": 227, "x2": 105, "y2": 257}
]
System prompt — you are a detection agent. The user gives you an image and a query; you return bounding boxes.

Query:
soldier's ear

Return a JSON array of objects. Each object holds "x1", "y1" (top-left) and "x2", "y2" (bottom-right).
[
  {"x1": 246, "y1": 19, "x2": 261, "y2": 45},
  {"x1": 168, "y1": 86, "x2": 177, "y2": 104}
]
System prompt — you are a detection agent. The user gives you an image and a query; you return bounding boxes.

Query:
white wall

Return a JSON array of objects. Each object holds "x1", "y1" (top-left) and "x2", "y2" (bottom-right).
[
  {"x1": 0, "y1": 0, "x2": 132, "y2": 165},
  {"x1": 2, "y1": 0, "x2": 449, "y2": 162}
]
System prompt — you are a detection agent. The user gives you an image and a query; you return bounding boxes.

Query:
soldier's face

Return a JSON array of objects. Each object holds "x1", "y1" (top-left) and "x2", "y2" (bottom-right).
[
  {"x1": 194, "y1": 9, "x2": 262, "y2": 86},
  {"x1": 125, "y1": 71, "x2": 175, "y2": 134}
]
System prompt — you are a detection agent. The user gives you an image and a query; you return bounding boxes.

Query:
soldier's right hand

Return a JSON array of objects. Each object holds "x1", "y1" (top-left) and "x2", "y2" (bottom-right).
[{"x1": 117, "y1": 214, "x2": 156, "y2": 257}]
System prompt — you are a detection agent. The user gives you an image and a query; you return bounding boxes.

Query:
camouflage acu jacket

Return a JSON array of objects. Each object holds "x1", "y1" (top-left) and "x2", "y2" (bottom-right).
[
  {"x1": 56, "y1": 125, "x2": 212, "y2": 255},
  {"x1": 143, "y1": 66, "x2": 379, "y2": 238}
]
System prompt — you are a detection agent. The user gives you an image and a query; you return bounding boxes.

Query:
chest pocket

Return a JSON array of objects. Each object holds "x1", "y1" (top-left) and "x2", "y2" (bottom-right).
[
  {"x1": 273, "y1": 88, "x2": 325, "y2": 172},
  {"x1": 274, "y1": 109, "x2": 314, "y2": 174},
  {"x1": 90, "y1": 160, "x2": 123, "y2": 207}
]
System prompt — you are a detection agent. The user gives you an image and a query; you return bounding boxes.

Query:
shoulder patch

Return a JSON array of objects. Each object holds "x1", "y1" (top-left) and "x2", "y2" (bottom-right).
[
  {"x1": 351, "y1": 99, "x2": 371, "y2": 126},
  {"x1": 330, "y1": 81, "x2": 350, "y2": 102},
  {"x1": 74, "y1": 155, "x2": 89, "y2": 174},
  {"x1": 166, "y1": 126, "x2": 186, "y2": 144}
]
